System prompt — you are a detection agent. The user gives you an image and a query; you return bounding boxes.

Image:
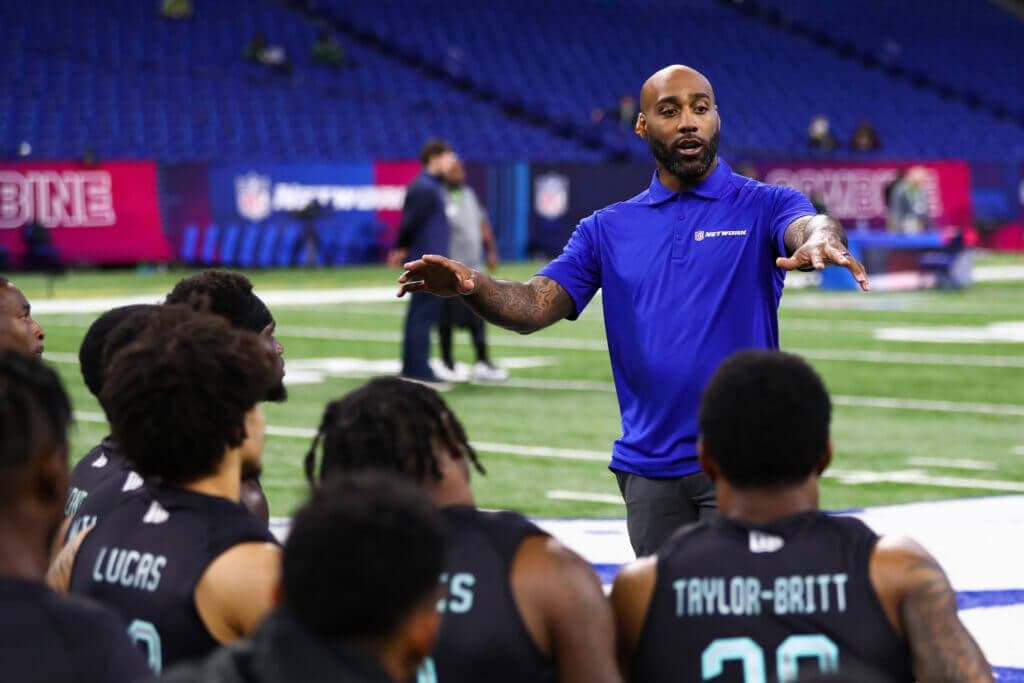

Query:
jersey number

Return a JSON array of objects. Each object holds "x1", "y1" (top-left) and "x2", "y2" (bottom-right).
[
  {"x1": 416, "y1": 656, "x2": 437, "y2": 683},
  {"x1": 701, "y1": 635, "x2": 839, "y2": 683},
  {"x1": 127, "y1": 619, "x2": 163, "y2": 674}
]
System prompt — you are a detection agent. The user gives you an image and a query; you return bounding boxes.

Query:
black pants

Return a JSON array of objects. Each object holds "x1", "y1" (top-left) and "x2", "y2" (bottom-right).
[
  {"x1": 438, "y1": 297, "x2": 489, "y2": 367},
  {"x1": 401, "y1": 292, "x2": 443, "y2": 378},
  {"x1": 614, "y1": 470, "x2": 718, "y2": 557}
]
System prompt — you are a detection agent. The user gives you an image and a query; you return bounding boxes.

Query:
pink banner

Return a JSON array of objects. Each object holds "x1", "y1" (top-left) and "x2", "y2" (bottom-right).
[
  {"x1": 373, "y1": 160, "x2": 420, "y2": 246},
  {"x1": 0, "y1": 160, "x2": 171, "y2": 265},
  {"x1": 753, "y1": 160, "x2": 973, "y2": 229}
]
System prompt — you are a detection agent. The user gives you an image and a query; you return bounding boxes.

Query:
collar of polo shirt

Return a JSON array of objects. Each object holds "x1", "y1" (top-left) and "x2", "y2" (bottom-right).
[{"x1": 646, "y1": 158, "x2": 733, "y2": 205}]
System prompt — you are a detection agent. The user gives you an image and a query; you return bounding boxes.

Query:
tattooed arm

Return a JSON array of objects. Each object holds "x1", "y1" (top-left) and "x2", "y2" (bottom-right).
[
  {"x1": 776, "y1": 214, "x2": 870, "y2": 291},
  {"x1": 397, "y1": 254, "x2": 575, "y2": 334},
  {"x1": 870, "y1": 535, "x2": 993, "y2": 683}
]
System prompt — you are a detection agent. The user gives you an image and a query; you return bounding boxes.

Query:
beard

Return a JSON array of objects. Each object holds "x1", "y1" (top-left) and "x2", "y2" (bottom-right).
[
  {"x1": 241, "y1": 459, "x2": 263, "y2": 481},
  {"x1": 264, "y1": 381, "x2": 287, "y2": 402},
  {"x1": 648, "y1": 129, "x2": 720, "y2": 185}
]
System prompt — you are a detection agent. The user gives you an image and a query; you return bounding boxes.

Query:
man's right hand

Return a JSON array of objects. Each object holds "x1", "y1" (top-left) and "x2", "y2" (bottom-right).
[{"x1": 397, "y1": 254, "x2": 479, "y2": 298}]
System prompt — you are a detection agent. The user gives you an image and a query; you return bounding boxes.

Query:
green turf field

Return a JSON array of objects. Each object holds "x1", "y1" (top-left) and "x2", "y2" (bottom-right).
[{"x1": 13, "y1": 252, "x2": 1024, "y2": 518}]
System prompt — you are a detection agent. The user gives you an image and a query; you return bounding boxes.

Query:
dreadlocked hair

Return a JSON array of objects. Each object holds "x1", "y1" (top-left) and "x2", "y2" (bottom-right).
[{"x1": 305, "y1": 376, "x2": 485, "y2": 487}]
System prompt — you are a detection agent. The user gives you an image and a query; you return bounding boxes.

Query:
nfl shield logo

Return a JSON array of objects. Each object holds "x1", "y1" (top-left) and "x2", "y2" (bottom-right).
[
  {"x1": 695, "y1": 230, "x2": 705, "y2": 241},
  {"x1": 534, "y1": 173, "x2": 569, "y2": 220},
  {"x1": 235, "y1": 173, "x2": 272, "y2": 221}
]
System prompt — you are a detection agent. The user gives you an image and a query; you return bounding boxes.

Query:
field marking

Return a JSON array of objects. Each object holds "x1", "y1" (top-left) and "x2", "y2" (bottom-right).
[
  {"x1": 906, "y1": 457, "x2": 998, "y2": 471},
  {"x1": 832, "y1": 395, "x2": 1024, "y2": 417},
  {"x1": 828, "y1": 468, "x2": 1024, "y2": 493},
  {"x1": 547, "y1": 490, "x2": 623, "y2": 505},
  {"x1": 791, "y1": 348, "x2": 1024, "y2": 368},
  {"x1": 281, "y1": 326, "x2": 610, "y2": 351},
  {"x1": 1013, "y1": 446, "x2": 1024, "y2": 456},
  {"x1": 874, "y1": 321, "x2": 1024, "y2": 345}
]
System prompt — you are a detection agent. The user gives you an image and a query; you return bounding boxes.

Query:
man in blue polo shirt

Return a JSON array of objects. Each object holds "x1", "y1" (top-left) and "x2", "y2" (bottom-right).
[
  {"x1": 396, "y1": 65, "x2": 869, "y2": 556},
  {"x1": 388, "y1": 138, "x2": 456, "y2": 385}
]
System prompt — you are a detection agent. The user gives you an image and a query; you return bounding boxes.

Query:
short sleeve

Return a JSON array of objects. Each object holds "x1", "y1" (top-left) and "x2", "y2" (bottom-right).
[
  {"x1": 770, "y1": 185, "x2": 816, "y2": 257},
  {"x1": 538, "y1": 214, "x2": 602, "y2": 319}
]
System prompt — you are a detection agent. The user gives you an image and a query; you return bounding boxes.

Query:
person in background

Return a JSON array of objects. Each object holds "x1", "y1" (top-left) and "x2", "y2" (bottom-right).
[
  {"x1": 888, "y1": 166, "x2": 931, "y2": 234},
  {"x1": 158, "y1": 473, "x2": 446, "y2": 683},
  {"x1": 436, "y1": 156, "x2": 507, "y2": 383},
  {"x1": 807, "y1": 115, "x2": 838, "y2": 152},
  {"x1": 850, "y1": 120, "x2": 881, "y2": 152},
  {"x1": 0, "y1": 350, "x2": 150, "y2": 683},
  {"x1": 311, "y1": 30, "x2": 345, "y2": 68},
  {"x1": 388, "y1": 139, "x2": 456, "y2": 387}
]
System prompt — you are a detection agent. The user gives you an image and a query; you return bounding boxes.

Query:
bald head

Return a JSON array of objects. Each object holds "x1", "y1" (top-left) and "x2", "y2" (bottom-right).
[{"x1": 640, "y1": 65, "x2": 715, "y2": 112}]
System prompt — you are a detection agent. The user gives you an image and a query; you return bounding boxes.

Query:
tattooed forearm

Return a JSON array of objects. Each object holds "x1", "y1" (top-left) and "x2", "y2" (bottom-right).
[
  {"x1": 465, "y1": 275, "x2": 575, "y2": 334},
  {"x1": 783, "y1": 214, "x2": 849, "y2": 256},
  {"x1": 902, "y1": 555, "x2": 993, "y2": 683}
]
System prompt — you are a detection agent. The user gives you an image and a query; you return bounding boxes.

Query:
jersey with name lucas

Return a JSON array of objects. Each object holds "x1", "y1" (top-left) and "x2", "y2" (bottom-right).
[
  {"x1": 632, "y1": 511, "x2": 913, "y2": 683},
  {"x1": 68, "y1": 482, "x2": 277, "y2": 674}
]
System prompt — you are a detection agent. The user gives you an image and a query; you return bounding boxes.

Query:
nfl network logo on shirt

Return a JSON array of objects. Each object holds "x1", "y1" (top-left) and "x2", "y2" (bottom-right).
[
  {"x1": 695, "y1": 229, "x2": 748, "y2": 242},
  {"x1": 749, "y1": 530, "x2": 785, "y2": 553}
]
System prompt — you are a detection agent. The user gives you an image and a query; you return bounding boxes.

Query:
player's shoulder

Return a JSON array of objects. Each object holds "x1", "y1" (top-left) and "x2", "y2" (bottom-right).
[{"x1": 37, "y1": 587, "x2": 129, "y2": 635}]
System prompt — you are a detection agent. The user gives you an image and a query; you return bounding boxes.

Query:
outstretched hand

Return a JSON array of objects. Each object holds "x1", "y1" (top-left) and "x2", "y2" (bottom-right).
[
  {"x1": 397, "y1": 254, "x2": 479, "y2": 298},
  {"x1": 776, "y1": 235, "x2": 870, "y2": 291}
]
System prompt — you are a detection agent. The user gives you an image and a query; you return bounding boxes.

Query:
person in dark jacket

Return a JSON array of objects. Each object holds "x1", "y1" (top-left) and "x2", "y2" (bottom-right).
[
  {"x1": 388, "y1": 139, "x2": 456, "y2": 385},
  {"x1": 157, "y1": 472, "x2": 446, "y2": 683}
]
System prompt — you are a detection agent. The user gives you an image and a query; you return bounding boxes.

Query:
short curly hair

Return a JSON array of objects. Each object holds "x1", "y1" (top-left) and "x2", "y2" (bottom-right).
[
  {"x1": 100, "y1": 306, "x2": 276, "y2": 485},
  {"x1": 165, "y1": 270, "x2": 272, "y2": 333},
  {"x1": 78, "y1": 304, "x2": 157, "y2": 401},
  {"x1": 284, "y1": 471, "x2": 445, "y2": 640}
]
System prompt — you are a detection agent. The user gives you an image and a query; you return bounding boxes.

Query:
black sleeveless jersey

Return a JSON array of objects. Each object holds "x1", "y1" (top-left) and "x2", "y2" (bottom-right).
[
  {"x1": 65, "y1": 460, "x2": 145, "y2": 545},
  {"x1": 632, "y1": 511, "x2": 914, "y2": 683},
  {"x1": 0, "y1": 577, "x2": 150, "y2": 682},
  {"x1": 429, "y1": 506, "x2": 556, "y2": 683},
  {"x1": 68, "y1": 482, "x2": 278, "y2": 675},
  {"x1": 64, "y1": 437, "x2": 135, "y2": 518}
]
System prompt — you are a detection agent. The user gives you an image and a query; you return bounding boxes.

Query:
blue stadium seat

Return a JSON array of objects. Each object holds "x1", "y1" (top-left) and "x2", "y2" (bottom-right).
[
  {"x1": 237, "y1": 224, "x2": 261, "y2": 269},
  {"x1": 220, "y1": 224, "x2": 242, "y2": 267}
]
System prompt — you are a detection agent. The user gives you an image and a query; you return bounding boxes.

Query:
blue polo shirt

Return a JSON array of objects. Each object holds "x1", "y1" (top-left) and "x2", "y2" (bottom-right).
[{"x1": 539, "y1": 159, "x2": 814, "y2": 478}]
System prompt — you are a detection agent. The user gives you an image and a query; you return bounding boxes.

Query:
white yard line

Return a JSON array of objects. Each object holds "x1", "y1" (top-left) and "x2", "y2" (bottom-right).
[
  {"x1": 832, "y1": 395, "x2": 1024, "y2": 417},
  {"x1": 906, "y1": 457, "x2": 998, "y2": 471},
  {"x1": 828, "y1": 468, "x2": 1024, "y2": 493},
  {"x1": 547, "y1": 490, "x2": 623, "y2": 505},
  {"x1": 1012, "y1": 446, "x2": 1024, "y2": 456},
  {"x1": 790, "y1": 348, "x2": 1024, "y2": 368}
]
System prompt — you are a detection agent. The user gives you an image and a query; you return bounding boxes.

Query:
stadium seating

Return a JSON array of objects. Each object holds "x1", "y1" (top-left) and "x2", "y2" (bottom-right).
[{"x1": 2, "y1": 0, "x2": 1022, "y2": 161}]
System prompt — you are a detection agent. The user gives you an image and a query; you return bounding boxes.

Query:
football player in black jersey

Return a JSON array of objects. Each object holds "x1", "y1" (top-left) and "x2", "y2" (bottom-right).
[
  {"x1": 63, "y1": 304, "x2": 156, "y2": 522},
  {"x1": 0, "y1": 276, "x2": 45, "y2": 357},
  {"x1": 56, "y1": 307, "x2": 281, "y2": 673},
  {"x1": 160, "y1": 472, "x2": 446, "y2": 683},
  {"x1": 0, "y1": 350, "x2": 149, "y2": 683},
  {"x1": 166, "y1": 269, "x2": 287, "y2": 524},
  {"x1": 306, "y1": 377, "x2": 622, "y2": 683},
  {"x1": 611, "y1": 350, "x2": 992, "y2": 683}
]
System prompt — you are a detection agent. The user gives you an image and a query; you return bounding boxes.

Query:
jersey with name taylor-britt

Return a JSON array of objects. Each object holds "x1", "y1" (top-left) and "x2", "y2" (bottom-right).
[
  {"x1": 632, "y1": 511, "x2": 913, "y2": 683},
  {"x1": 64, "y1": 437, "x2": 134, "y2": 519}
]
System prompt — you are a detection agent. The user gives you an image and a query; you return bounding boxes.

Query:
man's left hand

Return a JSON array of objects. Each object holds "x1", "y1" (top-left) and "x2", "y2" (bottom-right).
[{"x1": 776, "y1": 234, "x2": 870, "y2": 291}]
